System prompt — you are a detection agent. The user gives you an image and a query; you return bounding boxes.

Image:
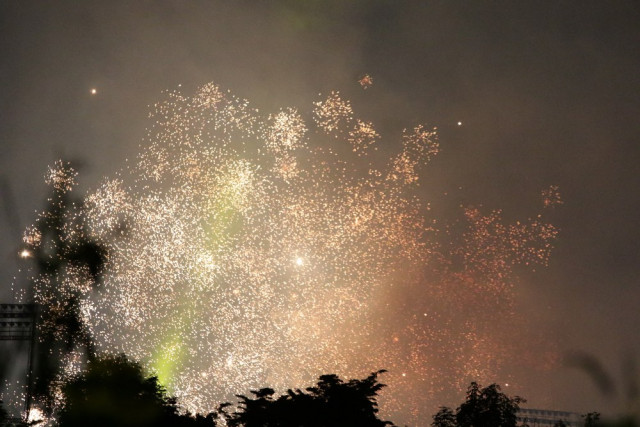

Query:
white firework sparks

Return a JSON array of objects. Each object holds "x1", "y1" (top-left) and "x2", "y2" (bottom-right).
[{"x1": 23, "y1": 83, "x2": 559, "y2": 424}]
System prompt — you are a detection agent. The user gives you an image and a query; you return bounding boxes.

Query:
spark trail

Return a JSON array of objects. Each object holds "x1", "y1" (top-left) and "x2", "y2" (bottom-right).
[{"x1": 22, "y1": 83, "x2": 560, "y2": 423}]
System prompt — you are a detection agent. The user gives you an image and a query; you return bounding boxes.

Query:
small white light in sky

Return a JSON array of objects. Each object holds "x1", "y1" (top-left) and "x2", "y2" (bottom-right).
[
  {"x1": 296, "y1": 257, "x2": 304, "y2": 266},
  {"x1": 457, "y1": 121, "x2": 462, "y2": 126},
  {"x1": 402, "y1": 373, "x2": 407, "y2": 377},
  {"x1": 19, "y1": 249, "x2": 31, "y2": 258},
  {"x1": 90, "y1": 88, "x2": 97, "y2": 95}
]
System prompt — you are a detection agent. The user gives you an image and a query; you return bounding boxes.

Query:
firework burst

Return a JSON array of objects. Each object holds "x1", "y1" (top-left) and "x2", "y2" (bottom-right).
[{"x1": 22, "y1": 82, "x2": 559, "y2": 423}]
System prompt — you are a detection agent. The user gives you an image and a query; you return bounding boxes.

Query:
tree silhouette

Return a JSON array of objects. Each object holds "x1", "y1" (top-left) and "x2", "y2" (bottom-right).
[
  {"x1": 432, "y1": 406, "x2": 456, "y2": 427},
  {"x1": 456, "y1": 382, "x2": 524, "y2": 427},
  {"x1": 0, "y1": 400, "x2": 7, "y2": 424},
  {"x1": 58, "y1": 354, "x2": 218, "y2": 427},
  {"x1": 583, "y1": 412, "x2": 602, "y2": 427},
  {"x1": 432, "y1": 382, "x2": 524, "y2": 427},
  {"x1": 226, "y1": 369, "x2": 395, "y2": 427},
  {"x1": 24, "y1": 161, "x2": 107, "y2": 412}
]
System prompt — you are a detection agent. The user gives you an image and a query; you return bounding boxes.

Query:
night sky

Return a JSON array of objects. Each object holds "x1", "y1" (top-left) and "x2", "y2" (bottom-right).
[{"x1": 1, "y1": 1, "x2": 640, "y2": 423}]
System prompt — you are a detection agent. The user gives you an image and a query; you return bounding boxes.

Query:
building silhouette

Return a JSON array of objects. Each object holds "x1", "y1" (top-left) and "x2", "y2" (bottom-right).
[{"x1": 518, "y1": 408, "x2": 582, "y2": 426}]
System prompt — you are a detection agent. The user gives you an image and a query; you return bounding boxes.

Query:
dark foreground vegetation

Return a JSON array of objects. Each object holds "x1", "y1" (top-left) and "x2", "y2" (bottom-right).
[
  {"x1": 431, "y1": 382, "x2": 523, "y2": 427},
  {"x1": 3, "y1": 354, "x2": 393, "y2": 426},
  {"x1": 3, "y1": 357, "x2": 635, "y2": 427},
  {"x1": 431, "y1": 382, "x2": 637, "y2": 427}
]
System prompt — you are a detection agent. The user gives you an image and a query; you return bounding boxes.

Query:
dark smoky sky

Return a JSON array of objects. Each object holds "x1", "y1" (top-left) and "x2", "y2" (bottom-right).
[{"x1": 1, "y1": 0, "x2": 639, "y2": 418}]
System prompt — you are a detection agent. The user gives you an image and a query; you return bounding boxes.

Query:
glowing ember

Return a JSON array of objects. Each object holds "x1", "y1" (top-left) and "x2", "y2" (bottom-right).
[
  {"x1": 542, "y1": 185, "x2": 564, "y2": 208},
  {"x1": 358, "y1": 74, "x2": 373, "y2": 89}
]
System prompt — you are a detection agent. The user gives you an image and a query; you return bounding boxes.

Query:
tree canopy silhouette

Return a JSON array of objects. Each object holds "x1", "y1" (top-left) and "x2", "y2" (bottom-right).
[
  {"x1": 431, "y1": 382, "x2": 524, "y2": 427},
  {"x1": 226, "y1": 369, "x2": 395, "y2": 427},
  {"x1": 25, "y1": 161, "x2": 107, "y2": 411},
  {"x1": 58, "y1": 354, "x2": 217, "y2": 427},
  {"x1": 432, "y1": 406, "x2": 456, "y2": 427}
]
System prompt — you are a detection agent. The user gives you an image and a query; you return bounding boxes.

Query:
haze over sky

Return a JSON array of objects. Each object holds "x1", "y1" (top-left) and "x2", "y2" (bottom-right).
[{"x1": 1, "y1": 1, "x2": 639, "y2": 422}]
